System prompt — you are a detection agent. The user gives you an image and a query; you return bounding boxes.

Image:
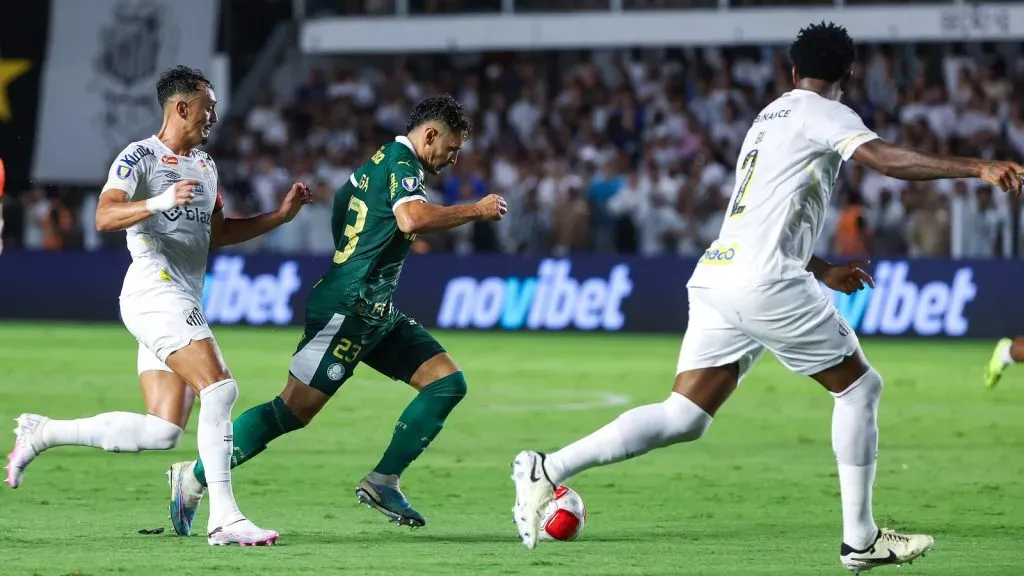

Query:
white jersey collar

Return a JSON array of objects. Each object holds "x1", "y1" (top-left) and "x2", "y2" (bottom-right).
[{"x1": 394, "y1": 135, "x2": 416, "y2": 154}]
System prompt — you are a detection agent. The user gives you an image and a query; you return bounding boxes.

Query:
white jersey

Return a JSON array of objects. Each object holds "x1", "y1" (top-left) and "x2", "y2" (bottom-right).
[
  {"x1": 102, "y1": 135, "x2": 222, "y2": 299},
  {"x1": 688, "y1": 89, "x2": 878, "y2": 288}
]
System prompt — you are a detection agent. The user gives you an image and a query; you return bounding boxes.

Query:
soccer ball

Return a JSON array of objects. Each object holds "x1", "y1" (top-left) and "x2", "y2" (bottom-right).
[{"x1": 539, "y1": 485, "x2": 587, "y2": 541}]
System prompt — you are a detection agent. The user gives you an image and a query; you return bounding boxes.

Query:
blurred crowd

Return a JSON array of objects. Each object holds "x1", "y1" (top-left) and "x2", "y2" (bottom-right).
[{"x1": 4, "y1": 41, "x2": 1024, "y2": 260}]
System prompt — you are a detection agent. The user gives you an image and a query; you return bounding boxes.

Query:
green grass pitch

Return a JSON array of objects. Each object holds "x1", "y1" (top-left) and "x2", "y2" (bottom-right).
[{"x1": 1, "y1": 322, "x2": 1023, "y2": 575}]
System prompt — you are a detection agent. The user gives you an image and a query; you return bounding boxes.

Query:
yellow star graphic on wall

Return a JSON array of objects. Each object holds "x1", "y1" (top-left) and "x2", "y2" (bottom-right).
[{"x1": 0, "y1": 55, "x2": 31, "y2": 123}]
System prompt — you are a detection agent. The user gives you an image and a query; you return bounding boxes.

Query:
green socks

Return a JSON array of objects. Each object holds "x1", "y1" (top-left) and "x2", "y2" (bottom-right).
[
  {"x1": 373, "y1": 371, "x2": 468, "y2": 477},
  {"x1": 192, "y1": 373, "x2": 467, "y2": 486},
  {"x1": 193, "y1": 395, "x2": 304, "y2": 487}
]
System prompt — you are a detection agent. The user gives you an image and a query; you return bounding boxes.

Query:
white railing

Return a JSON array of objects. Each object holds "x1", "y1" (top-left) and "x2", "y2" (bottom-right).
[{"x1": 300, "y1": 2, "x2": 1022, "y2": 53}]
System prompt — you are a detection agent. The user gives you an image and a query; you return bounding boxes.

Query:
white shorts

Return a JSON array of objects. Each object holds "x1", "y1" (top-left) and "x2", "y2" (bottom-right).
[
  {"x1": 120, "y1": 288, "x2": 213, "y2": 375},
  {"x1": 677, "y1": 274, "x2": 859, "y2": 381}
]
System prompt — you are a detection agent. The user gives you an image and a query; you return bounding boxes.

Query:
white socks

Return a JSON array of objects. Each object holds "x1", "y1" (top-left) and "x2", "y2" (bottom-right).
[
  {"x1": 37, "y1": 412, "x2": 182, "y2": 453},
  {"x1": 832, "y1": 368, "x2": 883, "y2": 550},
  {"x1": 197, "y1": 379, "x2": 244, "y2": 530},
  {"x1": 544, "y1": 392, "x2": 712, "y2": 485}
]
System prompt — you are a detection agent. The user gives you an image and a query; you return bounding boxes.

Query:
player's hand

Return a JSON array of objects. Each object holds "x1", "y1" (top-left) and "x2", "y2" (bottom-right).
[
  {"x1": 474, "y1": 194, "x2": 508, "y2": 221},
  {"x1": 821, "y1": 260, "x2": 874, "y2": 296},
  {"x1": 277, "y1": 182, "x2": 312, "y2": 222},
  {"x1": 146, "y1": 179, "x2": 201, "y2": 213},
  {"x1": 980, "y1": 161, "x2": 1024, "y2": 196}
]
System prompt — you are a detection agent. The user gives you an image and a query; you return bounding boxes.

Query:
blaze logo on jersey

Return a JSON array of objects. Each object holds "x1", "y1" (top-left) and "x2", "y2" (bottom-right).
[
  {"x1": 163, "y1": 203, "x2": 212, "y2": 224},
  {"x1": 401, "y1": 177, "x2": 419, "y2": 192},
  {"x1": 161, "y1": 155, "x2": 178, "y2": 166}
]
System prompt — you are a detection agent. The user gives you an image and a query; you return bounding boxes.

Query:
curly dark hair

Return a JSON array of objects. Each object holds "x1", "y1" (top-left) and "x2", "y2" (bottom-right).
[
  {"x1": 406, "y1": 94, "x2": 473, "y2": 138},
  {"x1": 789, "y1": 21, "x2": 856, "y2": 84},
  {"x1": 156, "y1": 65, "x2": 213, "y2": 107}
]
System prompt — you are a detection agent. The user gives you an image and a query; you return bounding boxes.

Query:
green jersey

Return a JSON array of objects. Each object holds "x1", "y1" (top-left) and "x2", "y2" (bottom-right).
[{"x1": 308, "y1": 136, "x2": 426, "y2": 322}]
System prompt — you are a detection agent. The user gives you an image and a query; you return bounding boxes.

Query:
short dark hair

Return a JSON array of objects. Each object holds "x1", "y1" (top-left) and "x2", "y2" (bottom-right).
[
  {"x1": 406, "y1": 94, "x2": 472, "y2": 138},
  {"x1": 789, "y1": 21, "x2": 856, "y2": 84},
  {"x1": 156, "y1": 65, "x2": 212, "y2": 107}
]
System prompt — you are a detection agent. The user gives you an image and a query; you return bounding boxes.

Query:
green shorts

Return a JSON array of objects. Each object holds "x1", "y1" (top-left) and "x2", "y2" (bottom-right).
[{"x1": 288, "y1": 308, "x2": 446, "y2": 396}]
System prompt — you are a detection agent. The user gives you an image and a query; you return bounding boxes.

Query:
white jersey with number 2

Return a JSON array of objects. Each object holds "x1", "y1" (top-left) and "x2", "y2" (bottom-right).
[
  {"x1": 102, "y1": 135, "x2": 223, "y2": 300},
  {"x1": 688, "y1": 89, "x2": 878, "y2": 289}
]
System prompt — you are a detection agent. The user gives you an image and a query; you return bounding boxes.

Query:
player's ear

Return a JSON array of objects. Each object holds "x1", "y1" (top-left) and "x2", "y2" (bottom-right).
[
  {"x1": 423, "y1": 126, "x2": 437, "y2": 145},
  {"x1": 790, "y1": 66, "x2": 798, "y2": 87},
  {"x1": 175, "y1": 99, "x2": 188, "y2": 119}
]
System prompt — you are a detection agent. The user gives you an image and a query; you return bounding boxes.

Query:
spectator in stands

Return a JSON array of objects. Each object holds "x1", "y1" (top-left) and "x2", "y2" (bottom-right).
[{"x1": 833, "y1": 190, "x2": 873, "y2": 259}]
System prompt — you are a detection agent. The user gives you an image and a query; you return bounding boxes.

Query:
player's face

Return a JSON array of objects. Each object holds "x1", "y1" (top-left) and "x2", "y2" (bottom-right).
[
  {"x1": 424, "y1": 128, "x2": 465, "y2": 175},
  {"x1": 183, "y1": 84, "x2": 218, "y2": 146}
]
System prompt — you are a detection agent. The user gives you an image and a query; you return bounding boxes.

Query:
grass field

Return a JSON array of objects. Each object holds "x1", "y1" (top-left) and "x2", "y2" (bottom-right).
[{"x1": 1, "y1": 322, "x2": 1023, "y2": 575}]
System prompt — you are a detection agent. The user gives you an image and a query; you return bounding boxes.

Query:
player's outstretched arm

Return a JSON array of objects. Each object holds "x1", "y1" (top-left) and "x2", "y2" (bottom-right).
[
  {"x1": 852, "y1": 140, "x2": 1024, "y2": 194},
  {"x1": 95, "y1": 180, "x2": 200, "y2": 232},
  {"x1": 211, "y1": 182, "x2": 311, "y2": 248},
  {"x1": 395, "y1": 193, "x2": 507, "y2": 235}
]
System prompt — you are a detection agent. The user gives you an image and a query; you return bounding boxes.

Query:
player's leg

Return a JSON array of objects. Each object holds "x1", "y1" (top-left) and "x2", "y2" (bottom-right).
[
  {"x1": 170, "y1": 373, "x2": 314, "y2": 536},
  {"x1": 357, "y1": 313, "x2": 461, "y2": 527},
  {"x1": 5, "y1": 347, "x2": 189, "y2": 489},
  {"x1": 984, "y1": 337, "x2": 1024, "y2": 388},
  {"x1": 511, "y1": 291, "x2": 764, "y2": 548},
  {"x1": 169, "y1": 311, "x2": 370, "y2": 536},
  {"x1": 162, "y1": 335, "x2": 277, "y2": 545},
  {"x1": 734, "y1": 276, "x2": 933, "y2": 570}
]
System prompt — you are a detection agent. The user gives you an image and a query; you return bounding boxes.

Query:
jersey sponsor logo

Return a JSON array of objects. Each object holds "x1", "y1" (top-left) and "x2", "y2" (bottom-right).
[
  {"x1": 753, "y1": 109, "x2": 791, "y2": 124},
  {"x1": 437, "y1": 259, "x2": 633, "y2": 331},
  {"x1": 163, "y1": 205, "x2": 212, "y2": 224},
  {"x1": 831, "y1": 260, "x2": 977, "y2": 337},
  {"x1": 201, "y1": 255, "x2": 302, "y2": 326},
  {"x1": 698, "y1": 245, "x2": 737, "y2": 265},
  {"x1": 161, "y1": 155, "x2": 178, "y2": 166},
  {"x1": 115, "y1": 164, "x2": 133, "y2": 179},
  {"x1": 401, "y1": 177, "x2": 419, "y2": 192},
  {"x1": 120, "y1": 144, "x2": 154, "y2": 168}
]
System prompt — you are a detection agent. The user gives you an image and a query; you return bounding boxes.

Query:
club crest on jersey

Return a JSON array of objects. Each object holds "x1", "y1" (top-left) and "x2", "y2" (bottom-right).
[
  {"x1": 401, "y1": 177, "x2": 419, "y2": 192},
  {"x1": 327, "y1": 363, "x2": 346, "y2": 381},
  {"x1": 161, "y1": 155, "x2": 178, "y2": 166},
  {"x1": 116, "y1": 164, "x2": 133, "y2": 179}
]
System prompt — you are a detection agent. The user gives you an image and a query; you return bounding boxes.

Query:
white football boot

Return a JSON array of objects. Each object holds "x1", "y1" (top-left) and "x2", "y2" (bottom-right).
[
  {"x1": 5, "y1": 414, "x2": 49, "y2": 489},
  {"x1": 840, "y1": 528, "x2": 934, "y2": 573},
  {"x1": 207, "y1": 518, "x2": 279, "y2": 547},
  {"x1": 510, "y1": 450, "x2": 555, "y2": 549}
]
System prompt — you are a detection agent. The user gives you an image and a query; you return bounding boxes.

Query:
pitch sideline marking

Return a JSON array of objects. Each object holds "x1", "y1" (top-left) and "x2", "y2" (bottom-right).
[
  {"x1": 341, "y1": 380, "x2": 631, "y2": 414},
  {"x1": 481, "y1": 390, "x2": 632, "y2": 414}
]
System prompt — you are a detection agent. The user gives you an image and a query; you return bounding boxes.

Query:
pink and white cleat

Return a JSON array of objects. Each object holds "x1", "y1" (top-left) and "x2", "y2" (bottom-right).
[
  {"x1": 5, "y1": 414, "x2": 48, "y2": 489},
  {"x1": 207, "y1": 519, "x2": 279, "y2": 547}
]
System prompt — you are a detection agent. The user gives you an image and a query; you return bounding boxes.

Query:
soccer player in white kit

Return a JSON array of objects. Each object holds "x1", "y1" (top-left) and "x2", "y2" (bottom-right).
[
  {"x1": 5, "y1": 66, "x2": 312, "y2": 546},
  {"x1": 511, "y1": 22, "x2": 1024, "y2": 572}
]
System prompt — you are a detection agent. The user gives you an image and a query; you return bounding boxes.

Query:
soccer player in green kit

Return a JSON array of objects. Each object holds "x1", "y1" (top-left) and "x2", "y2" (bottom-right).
[{"x1": 167, "y1": 94, "x2": 508, "y2": 537}]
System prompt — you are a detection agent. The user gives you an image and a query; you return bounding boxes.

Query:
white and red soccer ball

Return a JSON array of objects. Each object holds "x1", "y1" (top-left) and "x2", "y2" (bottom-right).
[{"x1": 539, "y1": 485, "x2": 587, "y2": 541}]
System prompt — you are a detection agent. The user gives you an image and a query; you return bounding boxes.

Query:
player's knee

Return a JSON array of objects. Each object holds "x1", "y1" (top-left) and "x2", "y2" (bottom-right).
[
  {"x1": 833, "y1": 367, "x2": 882, "y2": 410},
  {"x1": 422, "y1": 370, "x2": 468, "y2": 399},
  {"x1": 663, "y1": 392, "x2": 713, "y2": 443},
  {"x1": 199, "y1": 378, "x2": 239, "y2": 406},
  {"x1": 142, "y1": 414, "x2": 184, "y2": 450}
]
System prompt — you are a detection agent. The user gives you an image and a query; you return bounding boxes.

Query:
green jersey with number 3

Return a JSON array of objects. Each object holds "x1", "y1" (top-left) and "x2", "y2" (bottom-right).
[{"x1": 307, "y1": 136, "x2": 426, "y2": 322}]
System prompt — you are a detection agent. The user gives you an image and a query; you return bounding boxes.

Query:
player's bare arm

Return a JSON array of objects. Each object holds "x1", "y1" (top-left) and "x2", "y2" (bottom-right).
[
  {"x1": 807, "y1": 255, "x2": 873, "y2": 295},
  {"x1": 95, "y1": 179, "x2": 199, "y2": 232},
  {"x1": 210, "y1": 182, "x2": 311, "y2": 248},
  {"x1": 394, "y1": 193, "x2": 507, "y2": 235},
  {"x1": 852, "y1": 140, "x2": 1024, "y2": 194}
]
